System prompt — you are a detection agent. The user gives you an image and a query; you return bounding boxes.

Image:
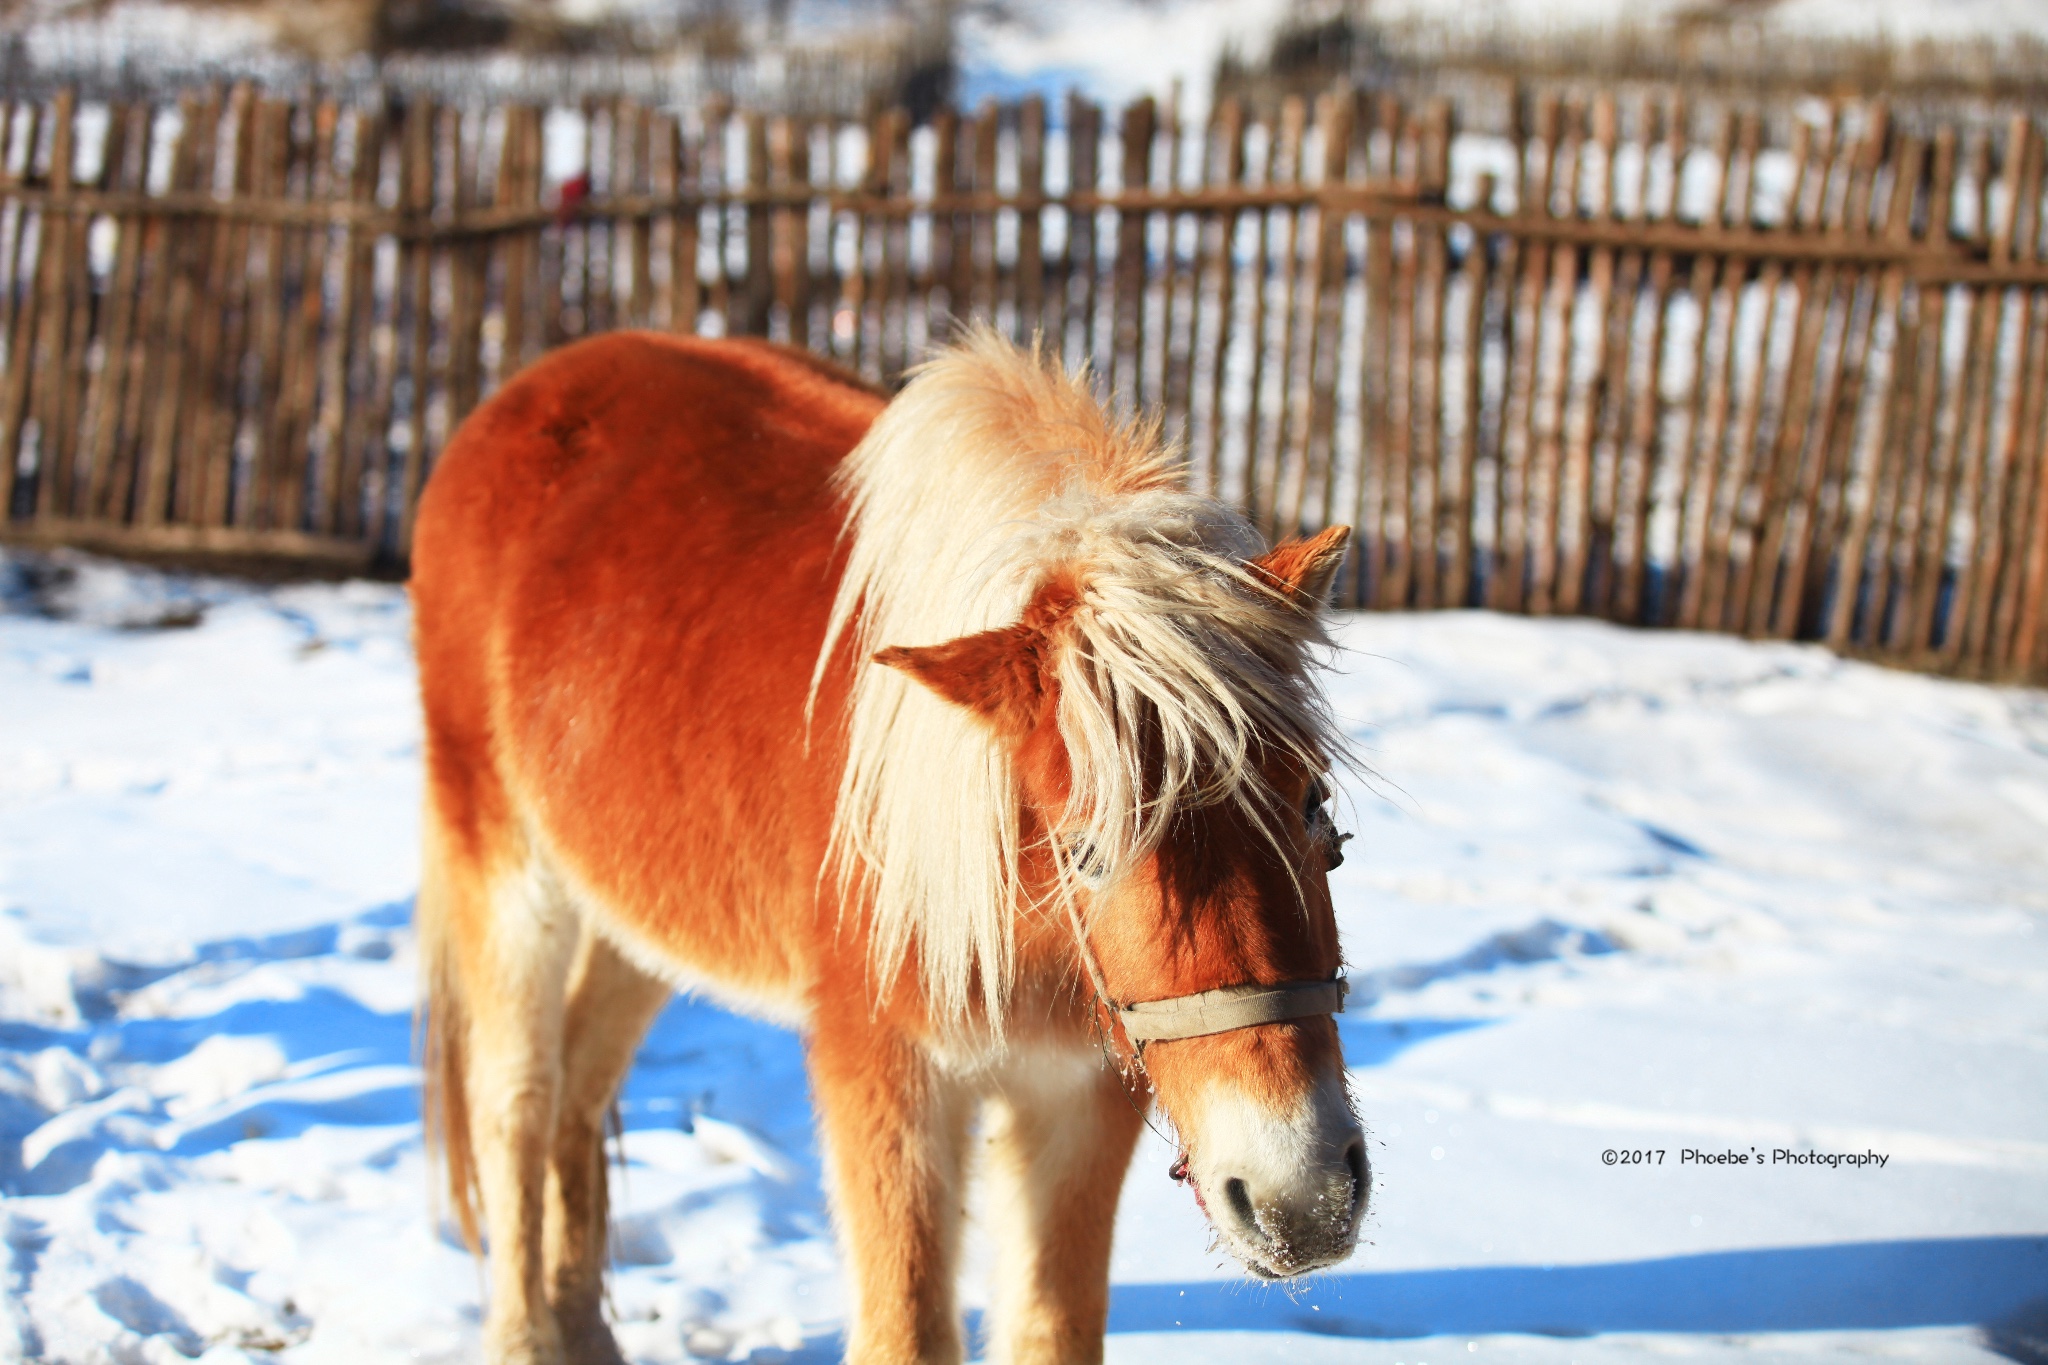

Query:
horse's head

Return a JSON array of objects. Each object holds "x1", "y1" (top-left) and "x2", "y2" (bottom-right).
[{"x1": 877, "y1": 520, "x2": 1366, "y2": 1279}]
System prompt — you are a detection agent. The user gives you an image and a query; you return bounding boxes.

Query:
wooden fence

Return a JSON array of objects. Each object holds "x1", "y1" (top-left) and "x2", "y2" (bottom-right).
[{"x1": 2, "y1": 84, "x2": 2047, "y2": 682}]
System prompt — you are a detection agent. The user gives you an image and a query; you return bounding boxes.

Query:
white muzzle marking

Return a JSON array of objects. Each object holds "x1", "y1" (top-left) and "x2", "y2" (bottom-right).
[{"x1": 1180, "y1": 1074, "x2": 1367, "y2": 1278}]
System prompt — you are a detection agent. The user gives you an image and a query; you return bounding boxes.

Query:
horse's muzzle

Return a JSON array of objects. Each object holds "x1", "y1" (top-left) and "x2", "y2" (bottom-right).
[{"x1": 1181, "y1": 1076, "x2": 1369, "y2": 1278}]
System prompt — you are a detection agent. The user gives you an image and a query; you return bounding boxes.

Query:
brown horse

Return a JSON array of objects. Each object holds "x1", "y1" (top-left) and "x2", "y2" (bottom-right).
[{"x1": 410, "y1": 329, "x2": 1367, "y2": 1365}]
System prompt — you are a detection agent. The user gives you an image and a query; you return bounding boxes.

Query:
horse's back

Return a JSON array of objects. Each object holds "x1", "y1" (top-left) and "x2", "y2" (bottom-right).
[
  {"x1": 412, "y1": 332, "x2": 882, "y2": 1001},
  {"x1": 415, "y1": 332, "x2": 879, "y2": 595}
]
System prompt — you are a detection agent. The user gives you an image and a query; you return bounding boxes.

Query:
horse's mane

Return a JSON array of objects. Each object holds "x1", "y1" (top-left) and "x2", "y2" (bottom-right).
[{"x1": 815, "y1": 330, "x2": 1347, "y2": 1027}]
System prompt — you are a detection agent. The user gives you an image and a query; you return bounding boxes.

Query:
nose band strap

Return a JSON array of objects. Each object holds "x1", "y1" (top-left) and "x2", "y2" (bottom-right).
[
  {"x1": 1115, "y1": 977, "x2": 1349, "y2": 1043},
  {"x1": 1060, "y1": 897, "x2": 1347, "y2": 1056}
]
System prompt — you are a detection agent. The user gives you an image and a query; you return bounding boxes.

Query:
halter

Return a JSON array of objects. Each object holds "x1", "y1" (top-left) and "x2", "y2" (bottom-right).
[{"x1": 1061, "y1": 897, "x2": 1347, "y2": 1056}]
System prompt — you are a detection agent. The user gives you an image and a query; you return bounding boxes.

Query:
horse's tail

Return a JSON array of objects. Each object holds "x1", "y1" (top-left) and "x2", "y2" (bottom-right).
[{"x1": 417, "y1": 808, "x2": 483, "y2": 1255}]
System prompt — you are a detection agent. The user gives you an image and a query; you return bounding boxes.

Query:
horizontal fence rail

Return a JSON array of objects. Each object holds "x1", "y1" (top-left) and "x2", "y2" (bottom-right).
[{"x1": 1, "y1": 84, "x2": 2046, "y2": 682}]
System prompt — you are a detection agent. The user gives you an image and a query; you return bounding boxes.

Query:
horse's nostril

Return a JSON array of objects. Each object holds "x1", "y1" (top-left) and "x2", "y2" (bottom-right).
[
  {"x1": 1223, "y1": 1177, "x2": 1257, "y2": 1233},
  {"x1": 1343, "y1": 1137, "x2": 1368, "y2": 1205}
]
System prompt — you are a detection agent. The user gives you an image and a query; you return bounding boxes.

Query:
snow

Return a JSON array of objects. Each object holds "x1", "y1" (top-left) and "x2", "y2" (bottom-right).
[
  {"x1": 1359, "y1": 0, "x2": 2048, "y2": 46},
  {"x1": 3, "y1": 547, "x2": 2046, "y2": 1364},
  {"x1": 956, "y1": 0, "x2": 1295, "y2": 111},
  {"x1": 955, "y1": 0, "x2": 2048, "y2": 116}
]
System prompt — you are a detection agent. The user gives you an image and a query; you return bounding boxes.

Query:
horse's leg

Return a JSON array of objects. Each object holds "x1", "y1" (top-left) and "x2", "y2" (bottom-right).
[
  {"x1": 544, "y1": 924, "x2": 671, "y2": 1363},
  {"x1": 979, "y1": 1051, "x2": 1147, "y2": 1365},
  {"x1": 808, "y1": 1021, "x2": 974, "y2": 1364},
  {"x1": 462, "y1": 859, "x2": 579, "y2": 1365}
]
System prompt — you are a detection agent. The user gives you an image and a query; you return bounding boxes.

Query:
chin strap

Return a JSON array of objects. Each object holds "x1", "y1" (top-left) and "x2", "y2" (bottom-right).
[{"x1": 1061, "y1": 897, "x2": 1347, "y2": 1055}]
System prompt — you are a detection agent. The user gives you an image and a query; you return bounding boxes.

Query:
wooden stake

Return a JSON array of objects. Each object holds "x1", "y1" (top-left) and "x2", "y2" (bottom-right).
[
  {"x1": 136, "y1": 92, "x2": 217, "y2": 530},
  {"x1": 1380, "y1": 102, "x2": 1424, "y2": 607},
  {"x1": 1199, "y1": 100, "x2": 1246, "y2": 501},
  {"x1": 1495, "y1": 91, "x2": 1560, "y2": 613},
  {"x1": 322, "y1": 106, "x2": 385, "y2": 537},
  {"x1": 392, "y1": 96, "x2": 438, "y2": 555},
  {"x1": 1706, "y1": 117, "x2": 1813, "y2": 632},
  {"x1": 1954, "y1": 115, "x2": 2035, "y2": 666},
  {"x1": 1987, "y1": 129, "x2": 2048, "y2": 676},
  {"x1": 1354, "y1": 95, "x2": 1398, "y2": 608},
  {"x1": 1112, "y1": 97, "x2": 1156, "y2": 409},
  {"x1": 1671, "y1": 110, "x2": 1742, "y2": 629},
  {"x1": 1302, "y1": 91, "x2": 1358, "y2": 537},
  {"x1": 1927, "y1": 127, "x2": 2005, "y2": 660},
  {"x1": 1016, "y1": 96, "x2": 1047, "y2": 346},
  {"x1": 80, "y1": 102, "x2": 149, "y2": 522},
  {"x1": 272, "y1": 100, "x2": 340, "y2": 534},
  {"x1": 664, "y1": 109, "x2": 699, "y2": 338},
  {"x1": 1256, "y1": 95, "x2": 1307, "y2": 538},
  {"x1": 1527, "y1": 98, "x2": 1591, "y2": 616},
  {"x1": 1444, "y1": 168, "x2": 1495, "y2": 610},
  {"x1": 15, "y1": 90, "x2": 77, "y2": 521},
  {"x1": 1558, "y1": 95, "x2": 1621, "y2": 616},
  {"x1": 1890, "y1": 129, "x2": 1960, "y2": 653},
  {"x1": 1744, "y1": 107, "x2": 1843, "y2": 636},
  {"x1": 1827, "y1": 131, "x2": 1925, "y2": 650}
]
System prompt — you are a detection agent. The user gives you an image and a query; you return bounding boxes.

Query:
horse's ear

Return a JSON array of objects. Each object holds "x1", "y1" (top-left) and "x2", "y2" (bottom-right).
[
  {"x1": 1251, "y1": 524, "x2": 1352, "y2": 607},
  {"x1": 874, "y1": 622, "x2": 1043, "y2": 737}
]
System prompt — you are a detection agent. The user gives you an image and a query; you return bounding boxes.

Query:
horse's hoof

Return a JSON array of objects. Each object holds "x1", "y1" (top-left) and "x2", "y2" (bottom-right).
[
  {"x1": 483, "y1": 1322, "x2": 569, "y2": 1365},
  {"x1": 559, "y1": 1320, "x2": 630, "y2": 1365}
]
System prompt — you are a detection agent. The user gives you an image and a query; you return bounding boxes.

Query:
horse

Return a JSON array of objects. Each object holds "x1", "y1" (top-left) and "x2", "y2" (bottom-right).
[{"x1": 409, "y1": 327, "x2": 1368, "y2": 1365}]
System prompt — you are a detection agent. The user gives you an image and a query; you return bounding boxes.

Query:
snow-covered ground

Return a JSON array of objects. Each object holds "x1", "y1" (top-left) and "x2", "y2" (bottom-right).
[
  {"x1": 2, "y1": 548, "x2": 2046, "y2": 1365},
  {"x1": 955, "y1": 0, "x2": 2048, "y2": 115}
]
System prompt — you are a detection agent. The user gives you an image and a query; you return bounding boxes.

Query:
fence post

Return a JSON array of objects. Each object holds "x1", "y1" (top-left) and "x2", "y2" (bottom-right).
[
  {"x1": 1617, "y1": 93, "x2": 1688, "y2": 625},
  {"x1": 1244, "y1": 96, "x2": 1302, "y2": 540},
  {"x1": 22, "y1": 88, "x2": 77, "y2": 523},
  {"x1": 445, "y1": 105, "x2": 490, "y2": 427},
  {"x1": 1065, "y1": 94, "x2": 1103, "y2": 376},
  {"x1": 1558, "y1": 93, "x2": 1621, "y2": 616},
  {"x1": 1353, "y1": 93, "x2": 1399, "y2": 608},
  {"x1": 1111, "y1": 96, "x2": 1155, "y2": 408},
  {"x1": 1954, "y1": 114, "x2": 2036, "y2": 666},
  {"x1": 241, "y1": 97, "x2": 296, "y2": 531},
  {"x1": 767, "y1": 114, "x2": 809, "y2": 349},
  {"x1": 1672, "y1": 108, "x2": 1745, "y2": 631},
  {"x1": 191, "y1": 84, "x2": 260, "y2": 530},
  {"x1": 0, "y1": 95, "x2": 37, "y2": 519},
  {"x1": 1990, "y1": 123, "x2": 2048, "y2": 679},
  {"x1": 1827, "y1": 129, "x2": 1926, "y2": 651},
  {"x1": 81, "y1": 101, "x2": 152, "y2": 523},
  {"x1": 1016, "y1": 95, "x2": 1047, "y2": 352},
  {"x1": 1888, "y1": 126, "x2": 1958, "y2": 652},
  {"x1": 1198, "y1": 98, "x2": 1246, "y2": 503},
  {"x1": 1525, "y1": 96, "x2": 1592, "y2": 617},
  {"x1": 878, "y1": 107, "x2": 913, "y2": 377},
  {"x1": 0, "y1": 93, "x2": 57, "y2": 520},
  {"x1": 1929, "y1": 128, "x2": 2008, "y2": 659},
  {"x1": 48, "y1": 88, "x2": 116, "y2": 522},
  {"x1": 662, "y1": 108, "x2": 698, "y2": 338},
  {"x1": 1298, "y1": 90, "x2": 1357, "y2": 541}
]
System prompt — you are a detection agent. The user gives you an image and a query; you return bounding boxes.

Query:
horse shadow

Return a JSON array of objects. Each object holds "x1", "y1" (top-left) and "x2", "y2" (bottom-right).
[
  {"x1": 1, "y1": 901, "x2": 423, "y2": 1195},
  {"x1": 4, "y1": 984, "x2": 420, "y2": 1194}
]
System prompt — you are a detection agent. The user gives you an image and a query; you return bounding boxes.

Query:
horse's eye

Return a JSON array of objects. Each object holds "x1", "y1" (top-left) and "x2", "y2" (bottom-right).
[
  {"x1": 1305, "y1": 777, "x2": 1350, "y2": 870},
  {"x1": 1063, "y1": 837, "x2": 1109, "y2": 887},
  {"x1": 1304, "y1": 777, "x2": 1330, "y2": 823}
]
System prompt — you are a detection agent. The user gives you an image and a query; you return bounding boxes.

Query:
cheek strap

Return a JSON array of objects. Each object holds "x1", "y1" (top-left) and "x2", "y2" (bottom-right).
[{"x1": 1116, "y1": 977, "x2": 1349, "y2": 1043}]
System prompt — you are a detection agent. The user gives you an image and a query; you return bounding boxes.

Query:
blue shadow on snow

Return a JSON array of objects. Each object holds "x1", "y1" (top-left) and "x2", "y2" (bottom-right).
[
  {"x1": 1336, "y1": 1015, "x2": 1493, "y2": 1068},
  {"x1": 1107, "y1": 1235, "x2": 2048, "y2": 1339}
]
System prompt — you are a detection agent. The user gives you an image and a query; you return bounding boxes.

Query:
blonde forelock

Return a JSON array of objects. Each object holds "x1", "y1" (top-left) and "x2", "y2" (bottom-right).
[{"x1": 813, "y1": 329, "x2": 1348, "y2": 1030}]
